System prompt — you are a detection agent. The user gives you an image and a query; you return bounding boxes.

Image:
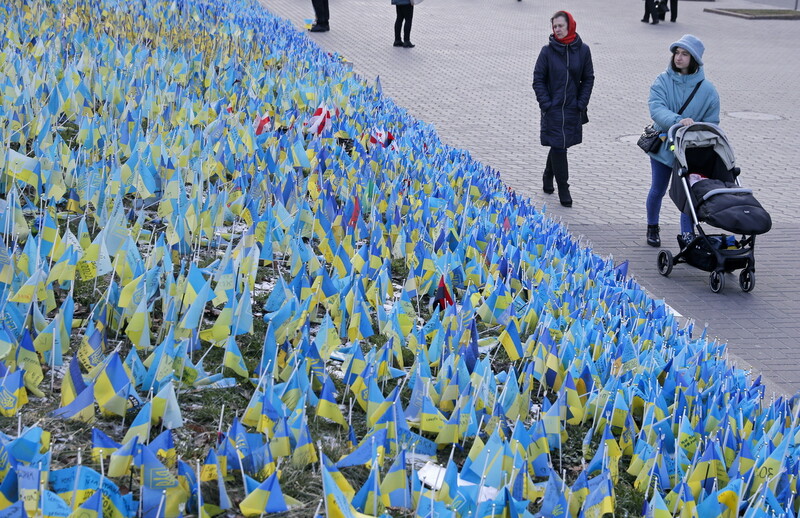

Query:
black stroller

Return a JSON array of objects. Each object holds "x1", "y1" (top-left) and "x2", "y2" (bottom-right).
[{"x1": 656, "y1": 123, "x2": 771, "y2": 293}]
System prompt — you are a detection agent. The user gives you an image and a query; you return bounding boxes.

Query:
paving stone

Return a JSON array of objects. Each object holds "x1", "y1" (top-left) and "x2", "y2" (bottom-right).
[{"x1": 260, "y1": 0, "x2": 800, "y2": 395}]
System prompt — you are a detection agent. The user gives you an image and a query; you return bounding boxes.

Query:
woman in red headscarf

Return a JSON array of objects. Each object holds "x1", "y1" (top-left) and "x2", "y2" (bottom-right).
[{"x1": 532, "y1": 11, "x2": 594, "y2": 207}]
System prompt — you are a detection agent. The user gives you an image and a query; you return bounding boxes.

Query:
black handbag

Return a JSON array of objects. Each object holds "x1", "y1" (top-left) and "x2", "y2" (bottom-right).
[
  {"x1": 637, "y1": 124, "x2": 661, "y2": 153},
  {"x1": 638, "y1": 80, "x2": 704, "y2": 154},
  {"x1": 655, "y1": 0, "x2": 669, "y2": 20}
]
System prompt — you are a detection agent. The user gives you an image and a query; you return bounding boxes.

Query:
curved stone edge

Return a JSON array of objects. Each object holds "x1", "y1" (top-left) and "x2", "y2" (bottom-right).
[{"x1": 704, "y1": 7, "x2": 800, "y2": 19}]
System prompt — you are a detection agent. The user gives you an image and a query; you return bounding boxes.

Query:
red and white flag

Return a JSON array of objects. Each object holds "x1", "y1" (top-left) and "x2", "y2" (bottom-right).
[
  {"x1": 368, "y1": 127, "x2": 396, "y2": 150},
  {"x1": 253, "y1": 112, "x2": 271, "y2": 135},
  {"x1": 306, "y1": 104, "x2": 334, "y2": 135}
]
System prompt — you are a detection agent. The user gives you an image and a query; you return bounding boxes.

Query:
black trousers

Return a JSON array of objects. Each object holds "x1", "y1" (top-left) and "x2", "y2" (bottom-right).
[
  {"x1": 545, "y1": 147, "x2": 571, "y2": 203},
  {"x1": 395, "y1": 5, "x2": 413, "y2": 42},
  {"x1": 312, "y1": 0, "x2": 329, "y2": 25},
  {"x1": 669, "y1": 0, "x2": 678, "y2": 21},
  {"x1": 642, "y1": 0, "x2": 658, "y2": 22}
]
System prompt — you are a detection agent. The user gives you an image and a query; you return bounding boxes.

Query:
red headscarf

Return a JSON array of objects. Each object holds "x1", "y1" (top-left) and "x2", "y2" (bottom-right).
[{"x1": 552, "y1": 11, "x2": 577, "y2": 45}]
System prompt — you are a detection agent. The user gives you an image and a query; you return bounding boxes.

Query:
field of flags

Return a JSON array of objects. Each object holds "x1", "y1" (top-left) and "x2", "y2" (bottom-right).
[{"x1": 0, "y1": 0, "x2": 798, "y2": 516}]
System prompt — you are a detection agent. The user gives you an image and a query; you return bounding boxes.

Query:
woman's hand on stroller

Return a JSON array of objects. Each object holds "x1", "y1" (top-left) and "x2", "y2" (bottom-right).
[{"x1": 679, "y1": 117, "x2": 695, "y2": 126}]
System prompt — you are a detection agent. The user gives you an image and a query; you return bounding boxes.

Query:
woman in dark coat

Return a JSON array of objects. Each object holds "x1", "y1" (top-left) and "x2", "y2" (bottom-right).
[
  {"x1": 391, "y1": 0, "x2": 414, "y2": 48},
  {"x1": 532, "y1": 11, "x2": 594, "y2": 207}
]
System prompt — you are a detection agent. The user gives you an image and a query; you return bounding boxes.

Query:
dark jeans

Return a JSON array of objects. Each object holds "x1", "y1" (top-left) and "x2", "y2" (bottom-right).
[
  {"x1": 395, "y1": 5, "x2": 413, "y2": 42},
  {"x1": 312, "y1": 0, "x2": 329, "y2": 26}
]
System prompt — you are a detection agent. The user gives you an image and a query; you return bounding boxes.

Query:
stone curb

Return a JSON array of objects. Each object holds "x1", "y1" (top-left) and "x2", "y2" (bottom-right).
[{"x1": 704, "y1": 7, "x2": 800, "y2": 17}]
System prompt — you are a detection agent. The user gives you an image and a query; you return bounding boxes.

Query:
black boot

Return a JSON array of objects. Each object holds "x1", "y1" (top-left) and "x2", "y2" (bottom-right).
[
  {"x1": 647, "y1": 225, "x2": 661, "y2": 247},
  {"x1": 542, "y1": 154, "x2": 554, "y2": 194},
  {"x1": 550, "y1": 150, "x2": 572, "y2": 207}
]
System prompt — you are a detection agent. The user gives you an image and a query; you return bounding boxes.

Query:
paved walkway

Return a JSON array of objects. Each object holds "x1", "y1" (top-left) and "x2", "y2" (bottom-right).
[{"x1": 260, "y1": 0, "x2": 800, "y2": 395}]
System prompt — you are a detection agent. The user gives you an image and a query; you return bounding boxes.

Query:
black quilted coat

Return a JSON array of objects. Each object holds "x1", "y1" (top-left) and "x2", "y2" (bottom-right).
[{"x1": 532, "y1": 34, "x2": 594, "y2": 149}]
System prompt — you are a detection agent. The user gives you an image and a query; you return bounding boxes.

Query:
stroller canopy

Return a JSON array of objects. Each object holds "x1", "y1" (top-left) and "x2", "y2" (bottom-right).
[{"x1": 671, "y1": 123, "x2": 735, "y2": 171}]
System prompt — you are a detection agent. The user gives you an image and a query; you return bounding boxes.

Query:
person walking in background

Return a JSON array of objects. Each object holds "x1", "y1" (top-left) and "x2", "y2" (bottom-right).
[
  {"x1": 645, "y1": 35, "x2": 720, "y2": 247},
  {"x1": 642, "y1": 0, "x2": 660, "y2": 24},
  {"x1": 392, "y1": 0, "x2": 415, "y2": 48},
  {"x1": 532, "y1": 11, "x2": 594, "y2": 207},
  {"x1": 669, "y1": 0, "x2": 678, "y2": 22},
  {"x1": 310, "y1": 0, "x2": 330, "y2": 32}
]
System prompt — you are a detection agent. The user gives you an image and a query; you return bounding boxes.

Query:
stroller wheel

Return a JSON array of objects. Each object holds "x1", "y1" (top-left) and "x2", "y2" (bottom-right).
[
  {"x1": 739, "y1": 269, "x2": 755, "y2": 292},
  {"x1": 710, "y1": 270, "x2": 725, "y2": 293},
  {"x1": 657, "y1": 250, "x2": 673, "y2": 276}
]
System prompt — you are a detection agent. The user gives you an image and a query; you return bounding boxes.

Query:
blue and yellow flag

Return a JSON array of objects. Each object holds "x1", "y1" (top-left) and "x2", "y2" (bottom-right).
[{"x1": 0, "y1": 369, "x2": 28, "y2": 417}]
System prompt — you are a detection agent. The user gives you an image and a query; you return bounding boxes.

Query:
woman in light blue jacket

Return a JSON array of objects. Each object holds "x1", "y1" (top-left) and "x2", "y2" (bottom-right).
[{"x1": 645, "y1": 34, "x2": 720, "y2": 247}]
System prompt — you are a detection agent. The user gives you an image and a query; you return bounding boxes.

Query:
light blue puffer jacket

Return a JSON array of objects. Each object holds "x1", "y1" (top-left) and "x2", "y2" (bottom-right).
[{"x1": 648, "y1": 66, "x2": 720, "y2": 166}]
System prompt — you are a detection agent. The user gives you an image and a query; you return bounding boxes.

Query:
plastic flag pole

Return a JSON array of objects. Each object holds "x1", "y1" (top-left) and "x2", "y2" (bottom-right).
[
  {"x1": 671, "y1": 480, "x2": 684, "y2": 515},
  {"x1": 49, "y1": 315, "x2": 58, "y2": 391},
  {"x1": 373, "y1": 436, "x2": 379, "y2": 515},
  {"x1": 217, "y1": 404, "x2": 225, "y2": 443},
  {"x1": 39, "y1": 464, "x2": 46, "y2": 515},
  {"x1": 347, "y1": 397, "x2": 354, "y2": 430},
  {"x1": 156, "y1": 490, "x2": 167, "y2": 518},
  {"x1": 675, "y1": 412, "x2": 684, "y2": 485},
  {"x1": 316, "y1": 443, "x2": 333, "y2": 517},
  {"x1": 196, "y1": 460, "x2": 203, "y2": 515},
  {"x1": 643, "y1": 444, "x2": 660, "y2": 501},
  {"x1": 476, "y1": 447, "x2": 492, "y2": 501},
  {"x1": 236, "y1": 444, "x2": 247, "y2": 494},
  {"x1": 71, "y1": 450, "x2": 82, "y2": 510}
]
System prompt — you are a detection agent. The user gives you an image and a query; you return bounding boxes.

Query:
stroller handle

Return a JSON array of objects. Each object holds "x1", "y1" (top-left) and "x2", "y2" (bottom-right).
[{"x1": 666, "y1": 124, "x2": 683, "y2": 142}]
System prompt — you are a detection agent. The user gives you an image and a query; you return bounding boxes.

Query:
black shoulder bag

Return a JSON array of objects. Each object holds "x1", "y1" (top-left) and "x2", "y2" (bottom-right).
[{"x1": 638, "y1": 80, "x2": 703, "y2": 154}]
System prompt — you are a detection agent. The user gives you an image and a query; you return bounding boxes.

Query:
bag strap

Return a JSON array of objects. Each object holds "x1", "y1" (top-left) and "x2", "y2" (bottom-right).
[{"x1": 677, "y1": 80, "x2": 703, "y2": 115}]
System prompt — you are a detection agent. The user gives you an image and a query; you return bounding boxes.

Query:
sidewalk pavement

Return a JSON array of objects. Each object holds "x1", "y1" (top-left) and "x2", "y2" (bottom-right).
[{"x1": 260, "y1": 0, "x2": 800, "y2": 395}]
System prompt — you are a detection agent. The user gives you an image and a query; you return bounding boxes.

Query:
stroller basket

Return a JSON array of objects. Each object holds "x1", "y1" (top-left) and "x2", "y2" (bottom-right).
[{"x1": 681, "y1": 233, "x2": 750, "y2": 272}]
